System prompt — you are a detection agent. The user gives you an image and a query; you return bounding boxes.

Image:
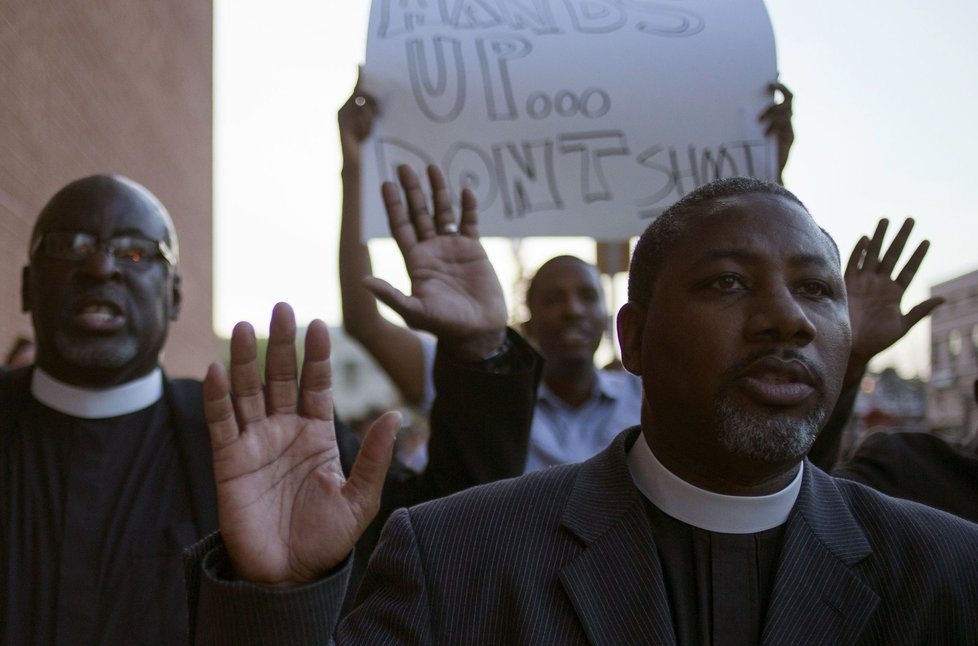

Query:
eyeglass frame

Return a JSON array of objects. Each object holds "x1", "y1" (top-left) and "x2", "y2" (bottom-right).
[{"x1": 30, "y1": 231, "x2": 178, "y2": 268}]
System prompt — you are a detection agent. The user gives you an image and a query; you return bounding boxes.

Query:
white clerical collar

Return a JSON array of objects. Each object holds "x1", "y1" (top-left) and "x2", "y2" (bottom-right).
[
  {"x1": 627, "y1": 431, "x2": 802, "y2": 534},
  {"x1": 31, "y1": 367, "x2": 163, "y2": 419}
]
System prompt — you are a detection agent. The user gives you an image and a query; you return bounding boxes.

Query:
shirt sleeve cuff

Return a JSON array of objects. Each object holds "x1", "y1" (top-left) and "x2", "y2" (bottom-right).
[{"x1": 186, "y1": 532, "x2": 350, "y2": 645}]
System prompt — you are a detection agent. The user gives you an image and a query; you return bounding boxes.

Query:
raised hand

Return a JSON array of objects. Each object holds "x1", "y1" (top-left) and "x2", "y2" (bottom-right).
[
  {"x1": 338, "y1": 71, "x2": 378, "y2": 170},
  {"x1": 759, "y1": 81, "x2": 795, "y2": 184},
  {"x1": 203, "y1": 302, "x2": 398, "y2": 587},
  {"x1": 843, "y1": 218, "x2": 944, "y2": 386},
  {"x1": 364, "y1": 164, "x2": 508, "y2": 361}
]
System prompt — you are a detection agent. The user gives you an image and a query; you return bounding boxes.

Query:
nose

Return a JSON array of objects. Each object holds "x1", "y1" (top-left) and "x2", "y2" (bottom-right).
[
  {"x1": 560, "y1": 294, "x2": 589, "y2": 319},
  {"x1": 745, "y1": 286, "x2": 816, "y2": 345},
  {"x1": 78, "y1": 248, "x2": 123, "y2": 281}
]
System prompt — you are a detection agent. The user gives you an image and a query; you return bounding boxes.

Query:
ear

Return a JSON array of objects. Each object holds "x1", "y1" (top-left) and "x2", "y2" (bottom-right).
[
  {"x1": 21, "y1": 266, "x2": 31, "y2": 313},
  {"x1": 169, "y1": 271, "x2": 183, "y2": 321},
  {"x1": 617, "y1": 302, "x2": 645, "y2": 376}
]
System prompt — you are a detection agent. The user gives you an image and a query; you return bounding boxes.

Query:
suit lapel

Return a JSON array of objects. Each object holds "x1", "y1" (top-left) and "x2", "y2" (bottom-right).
[
  {"x1": 164, "y1": 377, "x2": 219, "y2": 534},
  {"x1": 762, "y1": 463, "x2": 879, "y2": 645},
  {"x1": 558, "y1": 428, "x2": 677, "y2": 646}
]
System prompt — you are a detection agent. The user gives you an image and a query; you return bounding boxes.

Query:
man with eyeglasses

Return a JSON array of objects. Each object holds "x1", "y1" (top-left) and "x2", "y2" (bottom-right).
[
  {"x1": 0, "y1": 174, "x2": 215, "y2": 644},
  {"x1": 0, "y1": 173, "x2": 540, "y2": 643}
]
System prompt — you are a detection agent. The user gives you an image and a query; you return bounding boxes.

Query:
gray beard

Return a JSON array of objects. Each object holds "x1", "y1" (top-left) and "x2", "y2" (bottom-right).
[
  {"x1": 714, "y1": 393, "x2": 825, "y2": 462},
  {"x1": 55, "y1": 333, "x2": 138, "y2": 371}
]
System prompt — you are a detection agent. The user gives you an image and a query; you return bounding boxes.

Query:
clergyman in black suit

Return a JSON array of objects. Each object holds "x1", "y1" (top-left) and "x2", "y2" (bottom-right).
[
  {"x1": 0, "y1": 175, "x2": 215, "y2": 644},
  {"x1": 1, "y1": 173, "x2": 538, "y2": 645},
  {"x1": 189, "y1": 167, "x2": 978, "y2": 644}
]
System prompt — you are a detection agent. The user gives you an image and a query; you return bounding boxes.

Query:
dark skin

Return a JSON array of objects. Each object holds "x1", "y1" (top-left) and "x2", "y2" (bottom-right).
[
  {"x1": 760, "y1": 81, "x2": 794, "y2": 184},
  {"x1": 205, "y1": 164, "x2": 508, "y2": 586},
  {"x1": 524, "y1": 257, "x2": 608, "y2": 408},
  {"x1": 21, "y1": 175, "x2": 182, "y2": 388},
  {"x1": 208, "y1": 168, "x2": 938, "y2": 587},
  {"x1": 618, "y1": 194, "x2": 851, "y2": 495}
]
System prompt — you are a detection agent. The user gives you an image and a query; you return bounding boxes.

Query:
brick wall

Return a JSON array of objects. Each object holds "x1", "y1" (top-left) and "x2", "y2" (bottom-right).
[{"x1": 0, "y1": 0, "x2": 215, "y2": 378}]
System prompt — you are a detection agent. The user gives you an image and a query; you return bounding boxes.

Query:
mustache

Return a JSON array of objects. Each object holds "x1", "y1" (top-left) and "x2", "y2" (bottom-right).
[{"x1": 719, "y1": 348, "x2": 825, "y2": 390}]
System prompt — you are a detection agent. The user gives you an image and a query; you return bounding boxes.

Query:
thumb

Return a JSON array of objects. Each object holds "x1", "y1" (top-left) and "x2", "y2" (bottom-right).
[
  {"x1": 363, "y1": 276, "x2": 423, "y2": 321},
  {"x1": 343, "y1": 410, "x2": 400, "y2": 526},
  {"x1": 903, "y1": 297, "x2": 946, "y2": 332}
]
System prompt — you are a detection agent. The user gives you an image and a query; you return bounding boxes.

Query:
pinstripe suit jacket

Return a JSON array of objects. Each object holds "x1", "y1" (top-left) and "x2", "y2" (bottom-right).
[{"x1": 194, "y1": 427, "x2": 978, "y2": 645}]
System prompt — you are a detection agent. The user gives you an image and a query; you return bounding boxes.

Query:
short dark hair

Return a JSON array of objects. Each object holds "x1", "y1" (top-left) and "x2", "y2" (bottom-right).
[
  {"x1": 524, "y1": 255, "x2": 598, "y2": 311},
  {"x1": 627, "y1": 177, "x2": 835, "y2": 305}
]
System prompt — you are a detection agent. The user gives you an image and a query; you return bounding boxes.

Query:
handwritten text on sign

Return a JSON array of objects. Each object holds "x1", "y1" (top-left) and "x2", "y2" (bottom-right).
[{"x1": 361, "y1": 0, "x2": 778, "y2": 240}]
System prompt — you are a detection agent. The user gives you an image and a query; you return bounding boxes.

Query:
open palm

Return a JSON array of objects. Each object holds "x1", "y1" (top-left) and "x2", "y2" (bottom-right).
[
  {"x1": 844, "y1": 218, "x2": 943, "y2": 383},
  {"x1": 365, "y1": 164, "x2": 508, "y2": 361},
  {"x1": 203, "y1": 302, "x2": 397, "y2": 587}
]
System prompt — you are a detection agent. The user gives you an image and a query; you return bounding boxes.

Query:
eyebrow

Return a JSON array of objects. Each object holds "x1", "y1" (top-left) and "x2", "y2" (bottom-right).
[{"x1": 691, "y1": 248, "x2": 837, "y2": 270}]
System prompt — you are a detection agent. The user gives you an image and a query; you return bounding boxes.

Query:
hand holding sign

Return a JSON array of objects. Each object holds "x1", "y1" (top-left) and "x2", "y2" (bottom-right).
[{"x1": 360, "y1": 0, "x2": 780, "y2": 240}]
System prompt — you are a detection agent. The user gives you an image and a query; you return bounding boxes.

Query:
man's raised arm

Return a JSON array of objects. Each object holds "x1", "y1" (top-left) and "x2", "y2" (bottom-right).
[{"x1": 187, "y1": 163, "x2": 522, "y2": 643}]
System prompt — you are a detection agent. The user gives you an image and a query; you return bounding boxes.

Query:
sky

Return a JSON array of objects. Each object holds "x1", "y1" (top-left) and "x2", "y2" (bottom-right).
[{"x1": 213, "y1": 0, "x2": 978, "y2": 377}]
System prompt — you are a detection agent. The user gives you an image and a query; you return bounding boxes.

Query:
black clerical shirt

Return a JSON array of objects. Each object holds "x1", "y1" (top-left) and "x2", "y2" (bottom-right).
[
  {"x1": 645, "y1": 499, "x2": 785, "y2": 646},
  {"x1": 1, "y1": 397, "x2": 195, "y2": 645}
]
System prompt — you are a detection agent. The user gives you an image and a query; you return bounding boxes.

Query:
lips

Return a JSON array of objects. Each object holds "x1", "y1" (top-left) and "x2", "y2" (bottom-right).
[
  {"x1": 71, "y1": 299, "x2": 126, "y2": 332},
  {"x1": 557, "y1": 325, "x2": 597, "y2": 344},
  {"x1": 736, "y1": 355, "x2": 817, "y2": 406}
]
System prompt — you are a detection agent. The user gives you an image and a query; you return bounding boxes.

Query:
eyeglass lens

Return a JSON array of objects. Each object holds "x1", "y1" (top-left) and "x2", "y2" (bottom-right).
[{"x1": 43, "y1": 232, "x2": 167, "y2": 265}]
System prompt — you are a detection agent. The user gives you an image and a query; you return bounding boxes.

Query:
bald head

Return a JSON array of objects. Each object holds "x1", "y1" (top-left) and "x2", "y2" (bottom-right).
[
  {"x1": 31, "y1": 174, "x2": 179, "y2": 263},
  {"x1": 23, "y1": 174, "x2": 182, "y2": 387}
]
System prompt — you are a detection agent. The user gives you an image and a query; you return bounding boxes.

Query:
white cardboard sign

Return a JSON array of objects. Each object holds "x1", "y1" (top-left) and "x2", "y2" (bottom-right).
[{"x1": 361, "y1": 0, "x2": 778, "y2": 240}]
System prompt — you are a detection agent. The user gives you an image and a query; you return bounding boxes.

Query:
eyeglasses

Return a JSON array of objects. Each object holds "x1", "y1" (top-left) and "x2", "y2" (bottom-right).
[{"x1": 31, "y1": 231, "x2": 177, "y2": 267}]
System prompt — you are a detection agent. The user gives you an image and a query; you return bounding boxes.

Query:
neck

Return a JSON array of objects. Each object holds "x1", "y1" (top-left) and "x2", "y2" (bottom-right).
[
  {"x1": 542, "y1": 360, "x2": 597, "y2": 407},
  {"x1": 645, "y1": 431, "x2": 802, "y2": 496}
]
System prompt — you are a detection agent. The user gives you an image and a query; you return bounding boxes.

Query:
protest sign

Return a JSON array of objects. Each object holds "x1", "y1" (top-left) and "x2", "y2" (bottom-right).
[{"x1": 360, "y1": 0, "x2": 778, "y2": 240}]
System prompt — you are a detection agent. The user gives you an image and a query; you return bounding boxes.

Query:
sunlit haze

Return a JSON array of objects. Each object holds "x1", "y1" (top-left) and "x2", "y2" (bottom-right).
[{"x1": 214, "y1": 0, "x2": 978, "y2": 377}]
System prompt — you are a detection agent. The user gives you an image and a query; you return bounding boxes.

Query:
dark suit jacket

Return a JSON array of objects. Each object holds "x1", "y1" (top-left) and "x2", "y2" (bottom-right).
[
  {"x1": 192, "y1": 427, "x2": 978, "y2": 645},
  {"x1": 0, "y1": 366, "x2": 218, "y2": 643},
  {"x1": 0, "y1": 366, "x2": 219, "y2": 535},
  {"x1": 834, "y1": 430, "x2": 978, "y2": 524}
]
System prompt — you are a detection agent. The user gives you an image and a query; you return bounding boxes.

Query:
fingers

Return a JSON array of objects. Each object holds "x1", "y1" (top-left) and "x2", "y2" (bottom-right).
[
  {"x1": 298, "y1": 319, "x2": 335, "y2": 422},
  {"x1": 203, "y1": 362, "x2": 239, "y2": 449},
  {"x1": 845, "y1": 236, "x2": 870, "y2": 279},
  {"x1": 459, "y1": 187, "x2": 480, "y2": 238},
  {"x1": 362, "y1": 276, "x2": 422, "y2": 324},
  {"x1": 903, "y1": 297, "x2": 946, "y2": 331},
  {"x1": 894, "y1": 239, "x2": 929, "y2": 289},
  {"x1": 769, "y1": 81, "x2": 793, "y2": 103},
  {"x1": 398, "y1": 164, "x2": 437, "y2": 241},
  {"x1": 265, "y1": 302, "x2": 299, "y2": 416},
  {"x1": 383, "y1": 164, "x2": 467, "y2": 248},
  {"x1": 760, "y1": 82, "x2": 794, "y2": 178},
  {"x1": 852, "y1": 218, "x2": 926, "y2": 286},
  {"x1": 760, "y1": 82, "x2": 793, "y2": 122},
  {"x1": 429, "y1": 165, "x2": 459, "y2": 235},
  {"x1": 382, "y1": 179, "x2": 418, "y2": 256},
  {"x1": 878, "y1": 218, "x2": 914, "y2": 276},
  {"x1": 339, "y1": 68, "x2": 379, "y2": 142},
  {"x1": 861, "y1": 218, "x2": 889, "y2": 273},
  {"x1": 343, "y1": 410, "x2": 400, "y2": 522},
  {"x1": 229, "y1": 320, "x2": 266, "y2": 425}
]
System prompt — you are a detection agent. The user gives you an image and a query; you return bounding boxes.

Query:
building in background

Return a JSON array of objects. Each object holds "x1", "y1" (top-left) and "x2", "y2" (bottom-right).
[
  {"x1": 0, "y1": 2, "x2": 215, "y2": 377},
  {"x1": 837, "y1": 368, "x2": 929, "y2": 461},
  {"x1": 928, "y1": 268, "x2": 978, "y2": 443}
]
